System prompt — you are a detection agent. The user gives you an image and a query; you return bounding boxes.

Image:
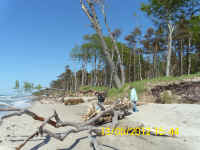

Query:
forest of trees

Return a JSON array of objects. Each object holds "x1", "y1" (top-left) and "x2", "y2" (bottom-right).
[{"x1": 50, "y1": 0, "x2": 200, "y2": 91}]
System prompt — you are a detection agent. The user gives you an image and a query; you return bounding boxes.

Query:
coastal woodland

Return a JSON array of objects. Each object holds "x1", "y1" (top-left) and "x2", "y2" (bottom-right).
[{"x1": 49, "y1": 0, "x2": 200, "y2": 92}]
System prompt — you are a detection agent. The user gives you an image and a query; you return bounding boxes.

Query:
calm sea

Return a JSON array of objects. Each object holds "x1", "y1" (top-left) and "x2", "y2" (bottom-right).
[{"x1": 0, "y1": 89, "x2": 33, "y2": 117}]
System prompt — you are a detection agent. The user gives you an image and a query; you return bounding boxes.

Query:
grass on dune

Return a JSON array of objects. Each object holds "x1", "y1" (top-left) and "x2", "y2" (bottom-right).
[
  {"x1": 34, "y1": 72, "x2": 200, "y2": 98},
  {"x1": 80, "y1": 72, "x2": 200, "y2": 99}
]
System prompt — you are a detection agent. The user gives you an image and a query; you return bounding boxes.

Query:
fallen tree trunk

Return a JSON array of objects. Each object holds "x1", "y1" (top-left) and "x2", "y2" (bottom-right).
[{"x1": 64, "y1": 98, "x2": 84, "y2": 105}]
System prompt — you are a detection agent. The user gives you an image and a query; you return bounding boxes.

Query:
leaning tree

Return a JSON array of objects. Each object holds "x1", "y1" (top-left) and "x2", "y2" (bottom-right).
[{"x1": 80, "y1": 0, "x2": 125, "y2": 88}]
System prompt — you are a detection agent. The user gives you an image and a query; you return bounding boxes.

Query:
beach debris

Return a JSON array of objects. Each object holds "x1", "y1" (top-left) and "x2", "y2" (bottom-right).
[
  {"x1": 0, "y1": 98, "x2": 174, "y2": 150},
  {"x1": 0, "y1": 100, "x2": 121, "y2": 150},
  {"x1": 82, "y1": 98, "x2": 132, "y2": 124},
  {"x1": 82, "y1": 102, "x2": 98, "y2": 121},
  {"x1": 64, "y1": 98, "x2": 84, "y2": 105},
  {"x1": 151, "y1": 81, "x2": 200, "y2": 104}
]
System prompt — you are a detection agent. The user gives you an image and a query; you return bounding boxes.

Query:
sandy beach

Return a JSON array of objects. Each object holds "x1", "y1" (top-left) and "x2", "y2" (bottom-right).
[{"x1": 0, "y1": 97, "x2": 200, "y2": 150}]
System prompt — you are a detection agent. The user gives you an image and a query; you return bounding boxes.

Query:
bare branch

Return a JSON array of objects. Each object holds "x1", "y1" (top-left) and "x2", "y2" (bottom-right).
[
  {"x1": 0, "y1": 108, "x2": 57, "y2": 127},
  {"x1": 112, "y1": 111, "x2": 119, "y2": 129},
  {"x1": 16, "y1": 132, "x2": 39, "y2": 150}
]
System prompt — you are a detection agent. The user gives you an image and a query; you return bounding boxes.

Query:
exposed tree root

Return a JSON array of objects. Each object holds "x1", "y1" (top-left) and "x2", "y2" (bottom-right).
[{"x1": 151, "y1": 81, "x2": 200, "y2": 103}]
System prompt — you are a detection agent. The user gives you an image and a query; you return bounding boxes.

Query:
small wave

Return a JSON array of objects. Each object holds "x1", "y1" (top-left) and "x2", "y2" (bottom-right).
[
  {"x1": 0, "y1": 101, "x2": 10, "y2": 106},
  {"x1": 13, "y1": 100, "x2": 31, "y2": 108},
  {"x1": 0, "y1": 89, "x2": 33, "y2": 117},
  {"x1": 0, "y1": 95, "x2": 7, "y2": 98}
]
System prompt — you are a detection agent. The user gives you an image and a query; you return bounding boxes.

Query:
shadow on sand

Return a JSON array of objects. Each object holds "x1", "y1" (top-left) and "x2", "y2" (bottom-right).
[
  {"x1": 30, "y1": 136, "x2": 51, "y2": 150},
  {"x1": 29, "y1": 134, "x2": 119, "y2": 150}
]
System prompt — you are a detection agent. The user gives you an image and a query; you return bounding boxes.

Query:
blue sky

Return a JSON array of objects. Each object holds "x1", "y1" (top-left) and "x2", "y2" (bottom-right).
[{"x1": 0, "y1": 0, "x2": 152, "y2": 89}]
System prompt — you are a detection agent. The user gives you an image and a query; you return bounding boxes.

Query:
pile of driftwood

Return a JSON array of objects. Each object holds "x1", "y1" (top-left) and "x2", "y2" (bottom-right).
[
  {"x1": 151, "y1": 81, "x2": 200, "y2": 103},
  {"x1": 82, "y1": 98, "x2": 132, "y2": 124},
  {"x1": 0, "y1": 98, "x2": 176, "y2": 150},
  {"x1": 0, "y1": 99, "x2": 130, "y2": 150}
]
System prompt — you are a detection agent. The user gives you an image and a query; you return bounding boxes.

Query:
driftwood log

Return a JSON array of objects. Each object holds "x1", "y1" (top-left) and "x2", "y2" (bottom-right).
[
  {"x1": 0, "y1": 100, "x2": 122, "y2": 150},
  {"x1": 64, "y1": 98, "x2": 84, "y2": 105},
  {"x1": 79, "y1": 89, "x2": 96, "y2": 95}
]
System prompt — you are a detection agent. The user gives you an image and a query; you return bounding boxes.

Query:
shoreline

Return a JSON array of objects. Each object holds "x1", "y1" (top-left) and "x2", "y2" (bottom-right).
[{"x1": 0, "y1": 95, "x2": 39, "y2": 118}]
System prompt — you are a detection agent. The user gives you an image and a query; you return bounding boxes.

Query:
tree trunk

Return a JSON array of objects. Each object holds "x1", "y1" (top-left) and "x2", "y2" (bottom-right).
[
  {"x1": 109, "y1": 45, "x2": 115, "y2": 88},
  {"x1": 179, "y1": 40, "x2": 184, "y2": 75},
  {"x1": 90, "y1": 70, "x2": 93, "y2": 86},
  {"x1": 133, "y1": 49, "x2": 136, "y2": 81},
  {"x1": 109, "y1": 68, "x2": 113, "y2": 88},
  {"x1": 138, "y1": 48, "x2": 142, "y2": 80},
  {"x1": 153, "y1": 44, "x2": 158, "y2": 78},
  {"x1": 166, "y1": 23, "x2": 175, "y2": 77},
  {"x1": 81, "y1": 63, "x2": 85, "y2": 86},
  {"x1": 97, "y1": 63, "x2": 101, "y2": 86},
  {"x1": 84, "y1": 61, "x2": 88, "y2": 85},
  {"x1": 188, "y1": 37, "x2": 192, "y2": 75},
  {"x1": 75, "y1": 71, "x2": 77, "y2": 92},
  {"x1": 104, "y1": 67, "x2": 107, "y2": 86},
  {"x1": 153, "y1": 50, "x2": 156, "y2": 78},
  {"x1": 70, "y1": 74, "x2": 72, "y2": 92},
  {"x1": 157, "y1": 56, "x2": 160, "y2": 77},
  {"x1": 128, "y1": 53, "x2": 131, "y2": 82},
  {"x1": 80, "y1": 0, "x2": 122, "y2": 88},
  {"x1": 94, "y1": 53, "x2": 97, "y2": 86},
  {"x1": 100, "y1": 4, "x2": 125, "y2": 86}
]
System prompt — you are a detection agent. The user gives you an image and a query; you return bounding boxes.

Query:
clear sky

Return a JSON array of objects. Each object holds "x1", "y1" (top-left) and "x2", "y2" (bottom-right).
[{"x1": 0, "y1": 0, "x2": 152, "y2": 89}]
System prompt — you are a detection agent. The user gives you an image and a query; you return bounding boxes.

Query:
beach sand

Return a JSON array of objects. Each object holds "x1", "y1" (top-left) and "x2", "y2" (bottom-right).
[{"x1": 0, "y1": 98, "x2": 200, "y2": 150}]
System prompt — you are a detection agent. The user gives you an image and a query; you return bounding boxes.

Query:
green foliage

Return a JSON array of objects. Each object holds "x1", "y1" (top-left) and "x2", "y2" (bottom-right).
[
  {"x1": 141, "y1": 0, "x2": 200, "y2": 38},
  {"x1": 14, "y1": 80, "x2": 43, "y2": 93},
  {"x1": 106, "y1": 72, "x2": 200, "y2": 98},
  {"x1": 70, "y1": 34, "x2": 102, "y2": 63},
  {"x1": 71, "y1": 33, "x2": 135, "y2": 67},
  {"x1": 160, "y1": 91, "x2": 173, "y2": 104},
  {"x1": 14, "y1": 80, "x2": 20, "y2": 89},
  {"x1": 23, "y1": 82, "x2": 33, "y2": 92},
  {"x1": 80, "y1": 85, "x2": 108, "y2": 92},
  {"x1": 107, "y1": 88, "x2": 123, "y2": 97},
  {"x1": 35, "y1": 84, "x2": 42, "y2": 90},
  {"x1": 32, "y1": 90, "x2": 44, "y2": 96},
  {"x1": 79, "y1": 72, "x2": 200, "y2": 100},
  {"x1": 51, "y1": 1, "x2": 200, "y2": 92},
  {"x1": 33, "y1": 88, "x2": 64, "y2": 97},
  {"x1": 141, "y1": 0, "x2": 190, "y2": 22},
  {"x1": 190, "y1": 15, "x2": 200, "y2": 43}
]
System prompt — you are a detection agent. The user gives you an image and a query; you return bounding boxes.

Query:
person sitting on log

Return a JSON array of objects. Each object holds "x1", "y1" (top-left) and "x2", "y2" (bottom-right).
[
  {"x1": 129, "y1": 86, "x2": 139, "y2": 112},
  {"x1": 95, "y1": 91, "x2": 106, "y2": 111}
]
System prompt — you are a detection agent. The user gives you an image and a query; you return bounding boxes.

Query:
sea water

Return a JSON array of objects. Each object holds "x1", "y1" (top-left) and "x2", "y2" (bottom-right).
[{"x1": 0, "y1": 89, "x2": 33, "y2": 117}]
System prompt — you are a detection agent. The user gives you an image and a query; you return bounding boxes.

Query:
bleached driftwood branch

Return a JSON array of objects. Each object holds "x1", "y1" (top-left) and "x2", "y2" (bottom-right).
[{"x1": 0, "y1": 100, "x2": 121, "y2": 150}]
